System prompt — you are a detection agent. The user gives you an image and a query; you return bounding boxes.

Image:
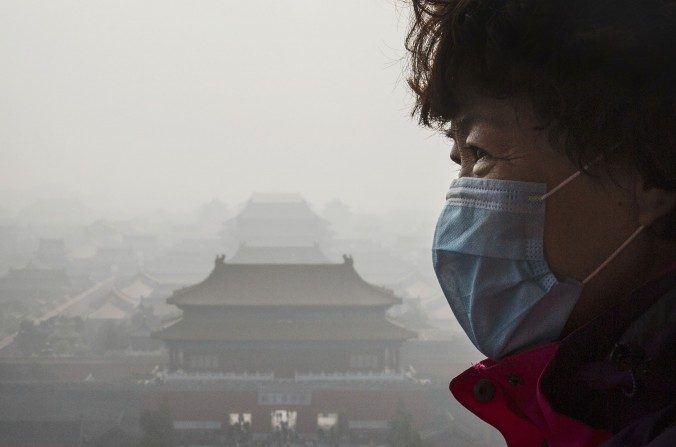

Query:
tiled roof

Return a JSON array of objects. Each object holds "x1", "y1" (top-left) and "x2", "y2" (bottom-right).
[
  {"x1": 234, "y1": 195, "x2": 324, "y2": 221},
  {"x1": 87, "y1": 288, "x2": 137, "y2": 320},
  {"x1": 87, "y1": 302, "x2": 128, "y2": 321},
  {"x1": 120, "y1": 275, "x2": 157, "y2": 300},
  {"x1": 107, "y1": 288, "x2": 137, "y2": 310},
  {"x1": 230, "y1": 245, "x2": 329, "y2": 264},
  {"x1": 167, "y1": 257, "x2": 400, "y2": 308},
  {"x1": 154, "y1": 312, "x2": 415, "y2": 342}
]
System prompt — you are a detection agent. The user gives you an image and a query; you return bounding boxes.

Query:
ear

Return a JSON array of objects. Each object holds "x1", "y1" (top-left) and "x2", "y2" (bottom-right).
[{"x1": 635, "y1": 178, "x2": 676, "y2": 231}]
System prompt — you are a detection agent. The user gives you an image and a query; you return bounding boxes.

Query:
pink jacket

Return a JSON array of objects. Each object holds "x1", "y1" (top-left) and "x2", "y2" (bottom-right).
[
  {"x1": 450, "y1": 267, "x2": 675, "y2": 447},
  {"x1": 450, "y1": 342, "x2": 610, "y2": 446}
]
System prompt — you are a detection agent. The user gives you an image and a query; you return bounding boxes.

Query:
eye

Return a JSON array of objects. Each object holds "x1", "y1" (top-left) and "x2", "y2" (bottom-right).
[{"x1": 469, "y1": 145, "x2": 489, "y2": 161}]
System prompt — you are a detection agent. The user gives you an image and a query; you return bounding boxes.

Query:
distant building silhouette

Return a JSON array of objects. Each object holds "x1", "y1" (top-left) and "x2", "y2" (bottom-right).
[
  {"x1": 223, "y1": 193, "x2": 331, "y2": 248},
  {"x1": 33, "y1": 239, "x2": 68, "y2": 269},
  {"x1": 0, "y1": 264, "x2": 71, "y2": 307}
]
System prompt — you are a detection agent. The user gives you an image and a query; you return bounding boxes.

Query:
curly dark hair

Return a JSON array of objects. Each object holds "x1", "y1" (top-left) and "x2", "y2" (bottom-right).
[{"x1": 405, "y1": 0, "x2": 676, "y2": 191}]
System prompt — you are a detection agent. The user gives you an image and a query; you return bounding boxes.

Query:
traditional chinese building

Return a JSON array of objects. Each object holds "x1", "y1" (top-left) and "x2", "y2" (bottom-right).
[
  {"x1": 223, "y1": 194, "x2": 331, "y2": 248},
  {"x1": 229, "y1": 243, "x2": 329, "y2": 264},
  {"x1": 155, "y1": 254, "x2": 413, "y2": 377},
  {"x1": 146, "y1": 254, "x2": 438, "y2": 444}
]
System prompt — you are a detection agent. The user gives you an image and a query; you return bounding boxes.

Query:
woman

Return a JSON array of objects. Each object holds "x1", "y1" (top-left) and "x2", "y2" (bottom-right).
[{"x1": 406, "y1": 1, "x2": 675, "y2": 446}]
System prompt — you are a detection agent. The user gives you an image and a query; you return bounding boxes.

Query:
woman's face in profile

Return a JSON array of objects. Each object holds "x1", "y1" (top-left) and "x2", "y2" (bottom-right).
[{"x1": 447, "y1": 96, "x2": 645, "y2": 329}]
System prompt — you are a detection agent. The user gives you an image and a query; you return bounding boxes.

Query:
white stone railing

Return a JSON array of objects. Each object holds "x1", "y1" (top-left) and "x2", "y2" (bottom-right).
[
  {"x1": 147, "y1": 369, "x2": 414, "y2": 385},
  {"x1": 294, "y1": 370, "x2": 406, "y2": 382},
  {"x1": 161, "y1": 370, "x2": 274, "y2": 382}
]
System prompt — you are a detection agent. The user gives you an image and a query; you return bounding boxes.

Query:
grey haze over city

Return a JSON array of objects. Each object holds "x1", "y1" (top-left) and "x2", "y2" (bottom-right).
[
  {"x1": 1, "y1": 0, "x2": 452, "y2": 219},
  {"x1": 0, "y1": 1, "x2": 501, "y2": 446}
]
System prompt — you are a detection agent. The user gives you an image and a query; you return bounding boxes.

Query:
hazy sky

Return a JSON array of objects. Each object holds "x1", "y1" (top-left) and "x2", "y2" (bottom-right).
[{"x1": 1, "y1": 0, "x2": 453, "y2": 219}]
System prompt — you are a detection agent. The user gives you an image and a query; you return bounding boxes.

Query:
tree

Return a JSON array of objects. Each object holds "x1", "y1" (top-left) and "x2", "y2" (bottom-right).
[{"x1": 387, "y1": 401, "x2": 423, "y2": 447}]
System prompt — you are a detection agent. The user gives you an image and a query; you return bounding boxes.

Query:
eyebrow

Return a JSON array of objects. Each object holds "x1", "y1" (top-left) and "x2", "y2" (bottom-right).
[
  {"x1": 450, "y1": 113, "x2": 508, "y2": 136},
  {"x1": 446, "y1": 112, "x2": 517, "y2": 153}
]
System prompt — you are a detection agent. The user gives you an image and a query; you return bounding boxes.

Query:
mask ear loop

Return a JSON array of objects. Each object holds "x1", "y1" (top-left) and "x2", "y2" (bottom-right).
[
  {"x1": 527, "y1": 151, "x2": 643, "y2": 284},
  {"x1": 531, "y1": 154, "x2": 606, "y2": 202},
  {"x1": 582, "y1": 225, "x2": 644, "y2": 284},
  {"x1": 538, "y1": 170, "x2": 582, "y2": 201}
]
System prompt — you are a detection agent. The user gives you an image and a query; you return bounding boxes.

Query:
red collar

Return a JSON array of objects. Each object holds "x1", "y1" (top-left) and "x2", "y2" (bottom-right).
[
  {"x1": 450, "y1": 342, "x2": 611, "y2": 447},
  {"x1": 450, "y1": 264, "x2": 676, "y2": 446}
]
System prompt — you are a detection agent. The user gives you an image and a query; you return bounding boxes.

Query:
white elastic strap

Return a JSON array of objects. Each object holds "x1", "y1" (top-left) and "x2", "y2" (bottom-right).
[
  {"x1": 538, "y1": 170, "x2": 582, "y2": 201},
  {"x1": 582, "y1": 225, "x2": 645, "y2": 284},
  {"x1": 535, "y1": 154, "x2": 605, "y2": 202}
]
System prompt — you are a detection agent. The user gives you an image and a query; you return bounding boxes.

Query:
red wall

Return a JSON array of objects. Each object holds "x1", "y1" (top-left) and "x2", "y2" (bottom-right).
[{"x1": 143, "y1": 386, "x2": 433, "y2": 435}]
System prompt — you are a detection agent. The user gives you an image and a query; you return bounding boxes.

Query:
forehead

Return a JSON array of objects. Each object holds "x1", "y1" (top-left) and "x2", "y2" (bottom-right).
[{"x1": 450, "y1": 96, "x2": 541, "y2": 134}]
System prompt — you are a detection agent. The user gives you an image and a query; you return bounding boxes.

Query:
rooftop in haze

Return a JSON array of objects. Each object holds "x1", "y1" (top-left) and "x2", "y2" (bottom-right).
[
  {"x1": 229, "y1": 244, "x2": 329, "y2": 264},
  {"x1": 167, "y1": 254, "x2": 399, "y2": 308}
]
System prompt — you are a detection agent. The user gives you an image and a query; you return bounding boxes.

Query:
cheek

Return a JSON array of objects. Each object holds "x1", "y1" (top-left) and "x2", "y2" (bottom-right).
[
  {"x1": 543, "y1": 180, "x2": 638, "y2": 281},
  {"x1": 543, "y1": 201, "x2": 589, "y2": 280},
  {"x1": 472, "y1": 159, "x2": 497, "y2": 177}
]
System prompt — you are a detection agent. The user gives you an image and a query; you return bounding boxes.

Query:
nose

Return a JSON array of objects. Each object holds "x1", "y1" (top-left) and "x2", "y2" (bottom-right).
[{"x1": 450, "y1": 143, "x2": 461, "y2": 166}]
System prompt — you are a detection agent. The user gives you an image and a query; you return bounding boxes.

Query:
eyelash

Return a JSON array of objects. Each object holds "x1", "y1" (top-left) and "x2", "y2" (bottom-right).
[
  {"x1": 444, "y1": 130, "x2": 491, "y2": 163},
  {"x1": 468, "y1": 145, "x2": 489, "y2": 161}
]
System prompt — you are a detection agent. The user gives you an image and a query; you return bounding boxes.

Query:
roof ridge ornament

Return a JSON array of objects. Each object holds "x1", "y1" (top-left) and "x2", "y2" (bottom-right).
[
  {"x1": 342, "y1": 254, "x2": 353, "y2": 266},
  {"x1": 215, "y1": 254, "x2": 226, "y2": 266}
]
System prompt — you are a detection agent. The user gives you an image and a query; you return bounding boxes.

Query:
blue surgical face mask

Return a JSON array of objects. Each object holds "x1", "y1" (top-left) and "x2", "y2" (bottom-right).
[{"x1": 432, "y1": 174, "x2": 644, "y2": 360}]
